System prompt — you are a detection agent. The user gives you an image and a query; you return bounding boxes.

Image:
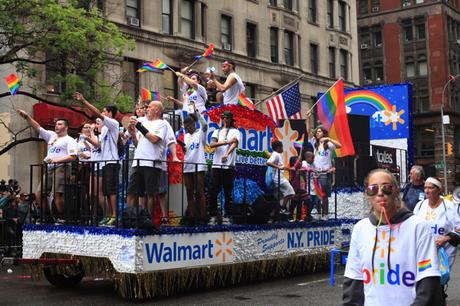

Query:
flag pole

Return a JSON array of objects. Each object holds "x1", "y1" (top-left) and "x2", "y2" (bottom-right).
[
  {"x1": 306, "y1": 78, "x2": 344, "y2": 113},
  {"x1": 254, "y1": 74, "x2": 304, "y2": 106}
]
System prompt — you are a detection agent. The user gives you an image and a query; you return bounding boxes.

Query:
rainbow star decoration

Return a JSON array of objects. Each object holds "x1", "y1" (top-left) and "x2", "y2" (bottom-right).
[
  {"x1": 4, "y1": 73, "x2": 20, "y2": 95},
  {"x1": 137, "y1": 58, "x2": 169, "y2": 72},
  {"x1": 195, "y1": 43, "x2": 214, "y2": 61},
  {"x1": 141, "y1": 88, "x2": 160, "y2": 101},
  {"x1": 237, "y1": 92, "x2": 255, "y2": 109}
]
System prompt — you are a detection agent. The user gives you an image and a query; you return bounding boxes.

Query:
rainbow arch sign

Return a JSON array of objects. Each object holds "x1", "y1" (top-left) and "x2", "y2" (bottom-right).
[{"x1": 344, "y1": 84, "x2": 410, "y2": 140}]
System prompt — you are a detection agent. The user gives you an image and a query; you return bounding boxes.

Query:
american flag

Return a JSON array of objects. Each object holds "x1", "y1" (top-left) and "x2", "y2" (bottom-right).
[{"x1": 265, "y1": 82, "x2": 302, "y2": 123}]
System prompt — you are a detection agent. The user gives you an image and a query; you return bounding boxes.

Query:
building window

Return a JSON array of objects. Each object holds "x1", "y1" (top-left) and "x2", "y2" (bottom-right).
[
  {"x1": 415, "y1": 20, "x2": 426, "y2": 40},
  {"x1": 339, "y1": 1, "x2": 347, "y2": 32},
  {"x1": 414, "y1": 88, "x2": 429, "y2": 113},
  {"x1": 181, "y1": 0, "x2": 194, "y2": 39},
  {"x1": 405, "y1": 56, "x2": 415, "y2": 78},
  {"x1": 329, "y1": 47, "x2": 336, "y2": 79},
  {"x1": 375, "y1": 61, "x2": 384, "y2": 82},
  {"x1": 310, "y1": 43, "x2": 318, "y2": 74},
  {"x1": 418, "y1": 55, "x2": 427, "y2": 76},
  {"x1": 126, "y1": 0, "x2": 139, "y2": 18},
  {"x1": 284, "y1": 31, "x2": 294, "y2": 65},
  {"x1": 247, "y1": 23, "x2": 257, "y2": 58},
  {"x1": 270, "y1": 27, "x2": 279, "y2": 63},
  {"x1": 415, "y1": 0, "x2": 424, "y2": 4},
  {"x1": 359, "y1": 0, "x2": 368, "y2": 14},
  {"x1": 372, "y1": 28, "x2": 382, "y2": 47},
  {"x1": 414, "y1": 125, "x2": 434, "y2": 157},
  {"x1": 340, "y1": 49, "x2": 348, "y2": 80},
  {"x1": 371, "y1": 0, "x2": 380, "y2": 9},
  {"x1": 283, "y1": 0, "x2": 293, "y2": 10},
  {"x1": 455, "y1": 126, "x2": 460, "y2": 157},
  {"x1": 402, "y1": 19, "x2": 413, "y2": 42},
  {"x1": 201, "y1": 3, "x2": 207, "y2": 39},
  {"x1": 269, "y1": 0, "x2": 277, "y2": 6},
  {"x1": 327, "y1": 0, "x2": 334, "y2": 28},
  {"x1": 122, "y1": 59, "x2": 139, "y2": 100},
  {"x1": 308, "y1": 0, "x2": 317, "y2": 23},
  {"x1": 221, "y1": 15, "x2": 232, "y2": 50},
  {"x1": 162, "y1": 0, "x2": 173, "y2": 34},
  {"x1": 363, "y1": 63, "x2": 372, "y2": 84}
]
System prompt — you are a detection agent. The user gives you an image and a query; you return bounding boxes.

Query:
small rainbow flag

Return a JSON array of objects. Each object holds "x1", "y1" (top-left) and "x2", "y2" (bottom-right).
[
  {"x1": 195, "y1": 43, "x2": 215, "y2": 60},
  {"x1": 418, "y1": 259, "x2": 432, "y2": 272},
  {"x1": 238, "y1": 92, "x2": 255, "y2": 109},
  {"x1": 293, "y1": 134, "x2": 304, "y2": 149},
  {"x1": 141, "y1": 88, "x2": 160, "y2": 101},
  {"x1": 313, "y1": 177, "x2": 325, "y2": 198},
  {"x1": 5, "y1": 74, "x2": 20, "y2": 95},
  {"x1": 137, "y1": 58, "x2": 169, "y2": 72}
]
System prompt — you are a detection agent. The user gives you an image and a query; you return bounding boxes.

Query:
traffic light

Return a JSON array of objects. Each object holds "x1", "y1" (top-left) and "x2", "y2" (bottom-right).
[{"x1": 447, "y1": 143, "x2": 454, "y2": 156}]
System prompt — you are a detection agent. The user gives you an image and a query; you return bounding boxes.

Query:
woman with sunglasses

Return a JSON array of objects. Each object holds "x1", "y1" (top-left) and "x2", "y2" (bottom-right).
[
  {"x1": 413, "y1": 177, "x2": 460, "y2": 302},
  {"x1": 343, "y1": 169, "x2": 442, "y2": 305}
]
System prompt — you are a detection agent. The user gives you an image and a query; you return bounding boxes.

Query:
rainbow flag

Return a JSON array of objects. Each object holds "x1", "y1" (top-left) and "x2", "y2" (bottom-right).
[
  {"x1": 293, "y1": 134, "x2": 304, "y2": 149},
  {"x1": 417, "y1": 259, "x2": 432, "y2": 272},
  {"x1": 5, "y1": 74, "x2": 20, "y2": 95},
  {"x1": 313, "y1": 177, "x2": 325, "y2": 198},
  {"x1": 316, "y1": 79, "x2": 355, "y2": 157},
  {"x1": 195, "y1": 43, "x2": 214, "y2": 60},
  {"x1": 238, "y1": 92, "x2": 255, "y2": 109},
  {"x1": 141, "y1": 88, "x2": 160, "y2": 101},
  {"x1": 137, "y1": 58, "x2": 169, "y2": 72}
]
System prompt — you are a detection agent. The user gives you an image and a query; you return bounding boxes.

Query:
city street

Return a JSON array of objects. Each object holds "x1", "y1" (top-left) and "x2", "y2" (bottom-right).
[{"x1": 2, "y1": 259, "x2": 460, "y2": 305}]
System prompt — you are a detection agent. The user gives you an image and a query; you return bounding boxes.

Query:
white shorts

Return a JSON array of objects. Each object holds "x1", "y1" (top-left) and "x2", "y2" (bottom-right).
[{"x1": 274, "y1": 181, "x2": 295, "y2": 199}]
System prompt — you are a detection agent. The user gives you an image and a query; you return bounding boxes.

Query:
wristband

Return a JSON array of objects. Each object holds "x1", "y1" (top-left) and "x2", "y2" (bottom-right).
[{"x1": 135, "y1": 122, "x2": 149, "y2": 136}]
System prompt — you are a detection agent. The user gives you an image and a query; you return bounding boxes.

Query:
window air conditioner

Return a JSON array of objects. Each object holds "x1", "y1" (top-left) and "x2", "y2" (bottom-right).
[
  {"x1": 360, "y1": 43, "x2": 368, "y2": 49},
  {"x1": 127, "y1": 16, "x2": 140, "y2": 27},
  {"x1": 222, "y1": 43, "x2": 232, "y2": 51},
  {"x1": 372, "y1": 7, "x2": 379, "y2": 12}
]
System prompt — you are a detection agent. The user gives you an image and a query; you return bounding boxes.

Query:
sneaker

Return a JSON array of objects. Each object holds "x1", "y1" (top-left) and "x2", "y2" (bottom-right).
[
  {"x1": 222, "y1": 217, "x2": 232, "y2": 225},
  {"x1": 267, "y1": 218, "x2": 274, "y2": 224},
  {"x1": 161, "y1": 217, "x2": 169, "y2": 226},
  {"x1": 279, "y1": 208, "x2": 290, "y2": 216},
  {"x1": 322, "y1": 215, "x2": 329, "y2": 221},
  {"x1": 208, "y1": 216, "x2": 217, "y2": 226},
  {"x1": 54, "y1": 218, "x2": 65, "y2": 225},
  {"x1": 98, "y1": 217, "x2": 109, "y2": 226},
  {"x1": 105, "y1": 217, "x2": 117, "y2": 226}
]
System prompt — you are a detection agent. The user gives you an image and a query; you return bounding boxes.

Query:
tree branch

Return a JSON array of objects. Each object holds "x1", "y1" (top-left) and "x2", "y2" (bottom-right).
[{"x1": 0, "y1": 137, "x2": 43, "y2": 156}]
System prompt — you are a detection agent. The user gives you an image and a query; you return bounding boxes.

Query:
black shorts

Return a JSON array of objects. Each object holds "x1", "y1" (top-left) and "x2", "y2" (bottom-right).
[
  {"x1": 102, "y1": 163, "x2": 120, "y2": 196},
  {"x1": 127, "y1": 166, "x2": 161, "y2": 196}
]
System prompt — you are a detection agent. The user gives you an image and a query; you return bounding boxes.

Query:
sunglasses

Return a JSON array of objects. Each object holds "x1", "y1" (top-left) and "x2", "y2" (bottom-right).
[{"x1": 365, "y1": 183, "x2": 394, "y2": 196}]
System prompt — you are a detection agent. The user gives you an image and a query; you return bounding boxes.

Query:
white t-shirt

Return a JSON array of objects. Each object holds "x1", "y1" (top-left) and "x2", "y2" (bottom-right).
[
  {"x1": 161, "y1": 120, "x2": 177, "y2": 171},
  {"x1": 267, "y1": 151, "x2": 289, "y2": 185},
  {"x1": 344, "y1": 215, "x2": 440, "y2": 306},
  {"x1": 223, "y1": 72, "x2": 245, "y2": 105},
  {"x1": 99, "y1": 116, "x2": 119, "y2": 165},
  {"x1": 39, "y1": 128, "x2": 77, "y2": 169},
  {"x1": 309, "y1": 137, "x2": 336, "y2": 171},
  {"x1": 132, "y1": 117, "x2": 167, "y2": 169},
  {"x1": 184, "y1": 128, "x2": 207, "y2": 173},
  {"x1": 211, "y1": 127, "x2": 240, "y2": 168},
  {"x1": 77, "y1": 137, "x2": 92, "y2": 160},
  {"x1": 413, "y1": 199, "x2": 460, "y2": 268},
  {"x1": 302, "y1": 160, "x2": 316, "y2": 195},
  {"x1": 182, "y1": 84, "x2": 207, "y2": 114}
]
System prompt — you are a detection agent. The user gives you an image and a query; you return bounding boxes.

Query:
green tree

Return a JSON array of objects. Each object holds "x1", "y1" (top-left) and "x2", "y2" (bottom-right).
[{"x1": 0, "y1": 0, "x2": 135, "y2": 112}]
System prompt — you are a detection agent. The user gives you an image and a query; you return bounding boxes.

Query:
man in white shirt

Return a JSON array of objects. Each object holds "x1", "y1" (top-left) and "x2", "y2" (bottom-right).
[
  {"x1": 126, "y1": 101, "x2": 168, "y2": 224},
  {"x1": 208, "y1": 111, "x2": 241, "y2": 225},
  {"x1": 208, "y1": 60, "x2": 244, "y2": 105},
  {"x1": 74, "y1": 92, "x2": 120, "y2": 226},
  {"x1": 17, "y1": 109, "x2": 77, "y2": 220}
]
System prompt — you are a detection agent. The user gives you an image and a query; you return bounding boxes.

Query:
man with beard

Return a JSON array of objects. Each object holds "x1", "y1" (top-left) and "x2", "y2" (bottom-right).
[
  {"x1": 17, "y1": 109, "x2": 77, "y2": 222},
  {"x1": 208, "y1": 60, "x2": 244, "y2": 105}
]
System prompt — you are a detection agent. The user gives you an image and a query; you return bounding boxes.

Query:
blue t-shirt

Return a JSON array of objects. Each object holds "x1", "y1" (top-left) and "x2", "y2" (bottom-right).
[{"x1": 403, "y1": 183, "x2": 425, "y2": 211}]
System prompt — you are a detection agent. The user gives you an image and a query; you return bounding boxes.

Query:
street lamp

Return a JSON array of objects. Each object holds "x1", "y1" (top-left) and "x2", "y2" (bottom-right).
[{"x1": 440, "y1": 75, "x2": 459, "y2": 192}]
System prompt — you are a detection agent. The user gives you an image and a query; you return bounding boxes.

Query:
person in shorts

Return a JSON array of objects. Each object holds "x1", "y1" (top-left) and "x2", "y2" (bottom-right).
[{"x1": 17, "y1": 109, "x2": 77, "y2": 220}]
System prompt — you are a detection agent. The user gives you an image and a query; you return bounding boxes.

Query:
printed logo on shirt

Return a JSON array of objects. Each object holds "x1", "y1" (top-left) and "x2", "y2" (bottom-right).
[
  {"x1": 425, "y1": 210, "x2": 436, "y2": 221},
  {"x1": 417, "y1": 259, "x2": 432, "y2": 272},
  {"x1": 49, "y1": 147, "x2": 61, "y2": 153},
  {"x1": 373, "y1": 230, "x2": 396, "y2": 258},
  {"x1": 362, "y1": 263, "x2": 416, "y2": 287}
]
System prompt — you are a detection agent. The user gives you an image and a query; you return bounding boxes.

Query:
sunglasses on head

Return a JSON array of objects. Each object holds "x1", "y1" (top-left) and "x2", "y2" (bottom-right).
[{"x1": 365, "y1": 183, "x2": 394, "y2": 196}]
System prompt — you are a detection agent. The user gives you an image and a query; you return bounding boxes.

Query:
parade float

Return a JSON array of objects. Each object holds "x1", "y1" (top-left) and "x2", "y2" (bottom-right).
[{"x1": 8, "y1": 105, "x2": 361, "y2": 299}]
